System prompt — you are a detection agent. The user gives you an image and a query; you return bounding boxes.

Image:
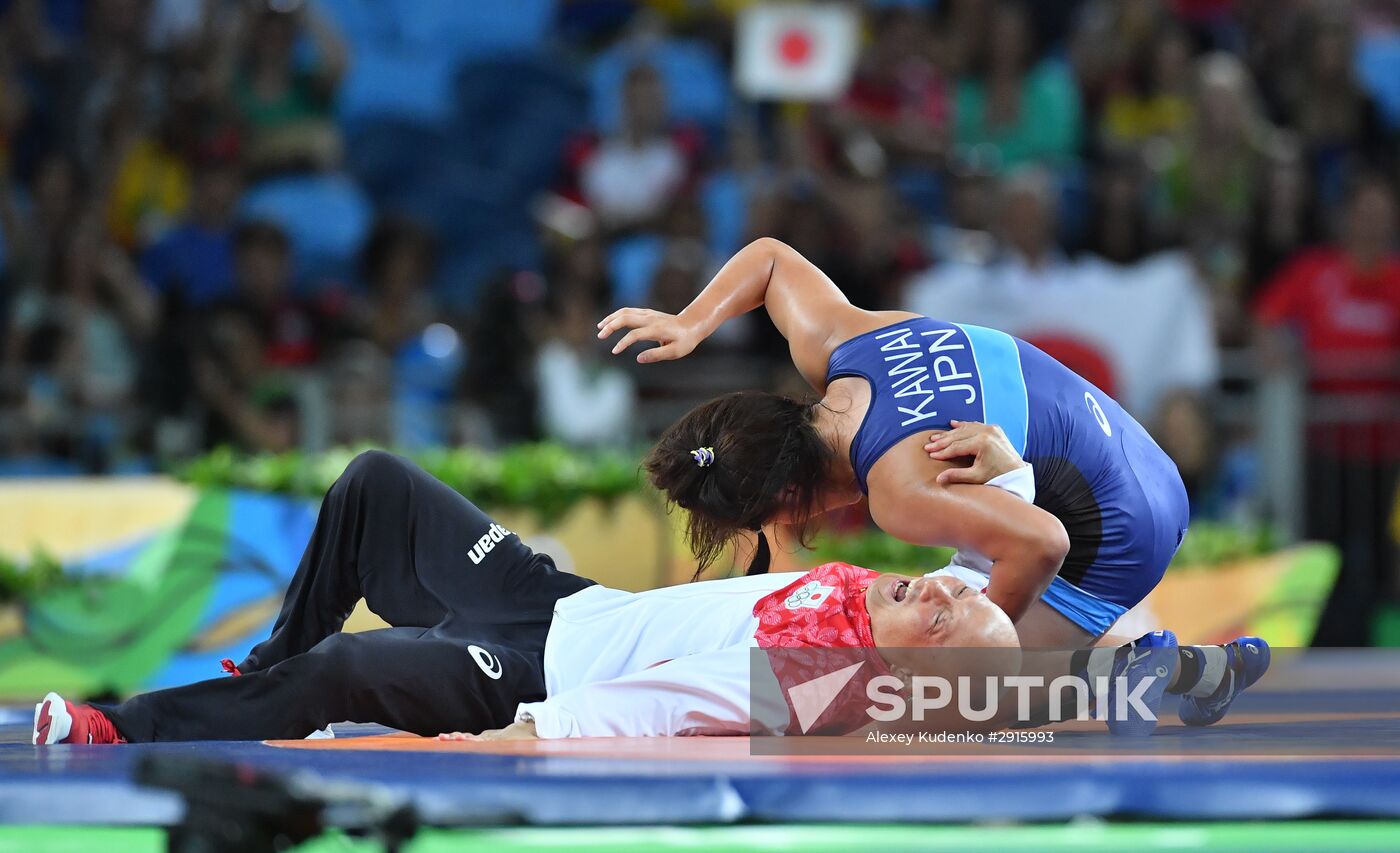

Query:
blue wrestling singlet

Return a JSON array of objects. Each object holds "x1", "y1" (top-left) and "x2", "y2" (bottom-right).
[{"x1": 826, "y1": 317, "x2": 1190, "y2": 635}]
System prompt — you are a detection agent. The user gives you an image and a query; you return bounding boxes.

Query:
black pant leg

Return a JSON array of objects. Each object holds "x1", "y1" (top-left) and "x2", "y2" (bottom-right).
[
  {"x1": 103, "y1": 629, "x2": 544, "y2": 742},
  {"x1": 242, "y1": 449, "x2": 557, "y2": 671}
]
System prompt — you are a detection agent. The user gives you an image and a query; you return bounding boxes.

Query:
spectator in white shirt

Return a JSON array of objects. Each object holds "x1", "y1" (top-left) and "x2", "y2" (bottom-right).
[{"x1": 535, "y1": 259, "x2": 638, "y2": 449}]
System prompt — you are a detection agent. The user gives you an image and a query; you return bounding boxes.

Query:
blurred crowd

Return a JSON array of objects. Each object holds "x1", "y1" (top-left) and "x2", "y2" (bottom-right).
[{"x1": 1, "y1": 1, "x2": 1399, "y2": 552}]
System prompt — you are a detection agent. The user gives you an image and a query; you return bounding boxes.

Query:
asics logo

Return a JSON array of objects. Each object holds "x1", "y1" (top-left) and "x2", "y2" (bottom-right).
[
  {"x1": 1084, "y1": 392, "x2": 1112, "y2": 437},
  {"x1": 468, "y1": 523, "x2": 513, "y2": 565},
  {"x1": 468, "y1": 645, "x2": 503, "y2": 680}
]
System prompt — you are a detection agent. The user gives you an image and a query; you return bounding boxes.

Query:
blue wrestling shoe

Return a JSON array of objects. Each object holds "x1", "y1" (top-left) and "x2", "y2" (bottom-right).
[
  {"x1": 1106, "y1": 630, "x2": 1178, "y2": 737},
  {"x1": 1178, "y1": 636, "x2": 1270, "y2": 727}
]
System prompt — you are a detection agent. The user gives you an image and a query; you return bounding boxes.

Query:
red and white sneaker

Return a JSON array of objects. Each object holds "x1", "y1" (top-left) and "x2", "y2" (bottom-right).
[{"x1": 33, "y1": 692, "x2": 126, "y2": 745}]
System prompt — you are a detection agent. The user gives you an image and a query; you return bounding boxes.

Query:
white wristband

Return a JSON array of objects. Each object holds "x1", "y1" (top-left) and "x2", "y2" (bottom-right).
[{"x1": 984, "y1": 463, "x2": 1035, "y2": 504}]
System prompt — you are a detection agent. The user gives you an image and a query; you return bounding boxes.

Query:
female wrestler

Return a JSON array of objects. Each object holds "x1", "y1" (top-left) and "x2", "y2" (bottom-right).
[
  {"x1": 598, "y1": 237, "x2": 1188, "y2": 649},
  {"x1": 599, "y1": 239, "x2": 1274, "y2": 734}
]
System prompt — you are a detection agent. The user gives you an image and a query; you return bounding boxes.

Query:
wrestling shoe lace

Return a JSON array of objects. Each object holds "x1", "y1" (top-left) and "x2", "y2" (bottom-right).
[{"x1": 84, "y1": 706, "x2": 125, "y2": 744}]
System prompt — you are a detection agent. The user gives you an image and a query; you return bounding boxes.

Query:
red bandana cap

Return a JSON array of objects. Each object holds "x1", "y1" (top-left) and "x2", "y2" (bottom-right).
[{"x1": 752, "y1": 562, "x2": 895, "y2": 735}]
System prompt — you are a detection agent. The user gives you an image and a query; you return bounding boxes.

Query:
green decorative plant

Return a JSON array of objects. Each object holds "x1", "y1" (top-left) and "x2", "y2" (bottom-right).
[
  {"x1": 1166, "y1": 521, "x2": 1279, "y2": 569},
  {"x1": 806, "y1": 529, "x2": 955, "y2": 574},
  {"x1": 177, "y1": 443, "x2": 648, "y2": 525},
  {"x1": 0, "y1": 549, "x2": 70, "y2": 604}
]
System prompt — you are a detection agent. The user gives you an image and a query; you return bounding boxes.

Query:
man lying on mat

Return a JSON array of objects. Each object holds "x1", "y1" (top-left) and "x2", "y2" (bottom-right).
[
  {"x1": 33, "y1": 445, "x2": 1260, "y2": 745},
  {"x1": 31, "y1": 449, "x2": 1015, "y2": 744}
]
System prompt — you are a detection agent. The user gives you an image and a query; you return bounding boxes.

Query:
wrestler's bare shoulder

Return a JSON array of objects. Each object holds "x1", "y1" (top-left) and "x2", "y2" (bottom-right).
[{"x1": 832, "y1": 309, "x2": 924, "y2": 345}]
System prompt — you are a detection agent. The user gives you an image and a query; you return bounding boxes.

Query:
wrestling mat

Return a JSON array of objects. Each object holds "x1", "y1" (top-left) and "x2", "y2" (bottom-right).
[{"x1": 2, "y1": 651, "x2": 1399, "y2": 829}]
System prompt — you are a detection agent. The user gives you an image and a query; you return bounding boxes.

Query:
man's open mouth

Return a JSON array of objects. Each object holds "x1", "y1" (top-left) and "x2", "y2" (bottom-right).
[{"x1": 893, "y1": 580, "x2": 909, "y2": 603}]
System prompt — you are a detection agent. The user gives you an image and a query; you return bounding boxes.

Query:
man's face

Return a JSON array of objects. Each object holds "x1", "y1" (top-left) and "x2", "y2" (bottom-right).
[
  {"x1": 866, "y1": 573, "x2": 1017, "y2": 665},
  {"x1": 868, "y1": 573, "x2": 976, "y2": 644}
]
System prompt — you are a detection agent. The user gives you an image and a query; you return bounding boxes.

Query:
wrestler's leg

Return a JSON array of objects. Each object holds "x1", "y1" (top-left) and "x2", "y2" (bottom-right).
[
  {"x1": 1015, "y1": 599, "x2": 1098, "y2": 647},
  {"x1": 103, "y1": 629, "x2": 539, "y2": 742}
]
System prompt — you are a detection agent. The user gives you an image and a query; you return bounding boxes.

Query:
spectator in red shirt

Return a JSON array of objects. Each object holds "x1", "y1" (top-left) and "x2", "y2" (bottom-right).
[
  {"x1": 1254, "y1": 175, "x2": 1400, "y2": 645},
  {"x1": 1255, "y1": 178, "x2": 1400, "y2": 426}
]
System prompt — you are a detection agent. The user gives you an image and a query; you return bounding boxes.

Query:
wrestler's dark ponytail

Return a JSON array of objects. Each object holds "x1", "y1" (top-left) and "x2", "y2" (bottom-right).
[{"x1": 644, "y1": 391, "x2": 835, "y2": 580}]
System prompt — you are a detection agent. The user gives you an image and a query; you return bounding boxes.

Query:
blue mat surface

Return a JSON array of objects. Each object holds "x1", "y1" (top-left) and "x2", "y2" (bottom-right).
[{"x1": 4, "y1": 652, "x2": 1400, "y2": 827}]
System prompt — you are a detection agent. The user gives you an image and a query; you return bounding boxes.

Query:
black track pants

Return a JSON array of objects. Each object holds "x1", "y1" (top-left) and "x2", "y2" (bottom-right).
[{"x1": 101, "y1": 450, "x2": 593, "y2": 742}]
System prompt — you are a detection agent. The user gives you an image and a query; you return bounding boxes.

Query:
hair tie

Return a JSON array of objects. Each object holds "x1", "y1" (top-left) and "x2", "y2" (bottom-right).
[
  {"x1": 745, "y1": 528, "x2": 772, "y2": 576},
  {"x1": 690, "y1": 446, "x2": 716, "y2": 468}
]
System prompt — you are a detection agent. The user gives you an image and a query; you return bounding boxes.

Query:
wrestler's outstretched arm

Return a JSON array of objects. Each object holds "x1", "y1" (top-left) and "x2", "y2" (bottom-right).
[{"x1": 597, "y1": 236, "x2": 885, "y2": 388}]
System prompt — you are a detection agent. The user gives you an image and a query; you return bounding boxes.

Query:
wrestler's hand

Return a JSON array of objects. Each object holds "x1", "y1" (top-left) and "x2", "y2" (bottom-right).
[
  {"x1": 437, "y1": 720, "x2": 538, "y2": 742},
  {"x1": 597, "y1": 307, "x2": 701, "y2": 363},
  {"x1": 924, "y1": 421, "x2": 1028, "y2": 486}
]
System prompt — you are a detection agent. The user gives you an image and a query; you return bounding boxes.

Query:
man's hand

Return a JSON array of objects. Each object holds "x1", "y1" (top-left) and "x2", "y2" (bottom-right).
[
  {"x1": 596, "y1": 307, "x2": 702, "y2": 363},
  {"x1": 924, "y1": 421, "x2": 1028, "y2": 486},
  {"x1": 437, "y1": 719, "x2": 538, "y2": 742}
]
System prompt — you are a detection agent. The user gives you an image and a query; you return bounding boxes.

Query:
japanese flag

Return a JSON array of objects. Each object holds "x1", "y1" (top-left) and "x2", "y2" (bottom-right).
[{"x1": 735, "y1": 3, "x2": 860, "y2": 102}]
